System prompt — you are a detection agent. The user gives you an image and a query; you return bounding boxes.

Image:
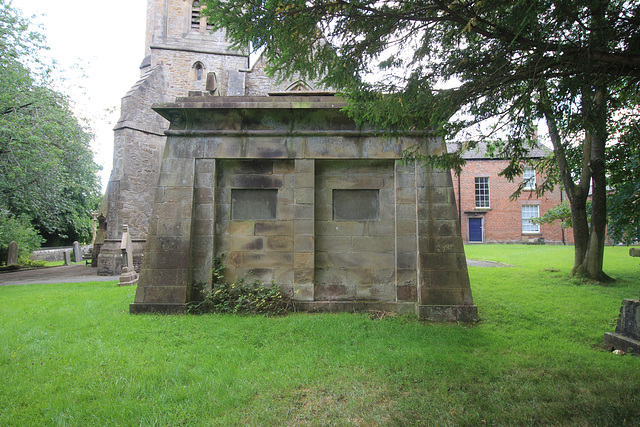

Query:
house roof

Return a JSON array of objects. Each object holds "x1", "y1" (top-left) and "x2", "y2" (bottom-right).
[{"x1": 447, "y1": 142, "x2": 552, "y2": 160}]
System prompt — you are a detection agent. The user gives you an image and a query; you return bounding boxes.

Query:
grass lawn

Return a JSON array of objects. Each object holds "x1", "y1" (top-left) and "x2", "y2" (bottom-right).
[{"x1": 1, "y1": 245, "x2": 639, "y2": 425}]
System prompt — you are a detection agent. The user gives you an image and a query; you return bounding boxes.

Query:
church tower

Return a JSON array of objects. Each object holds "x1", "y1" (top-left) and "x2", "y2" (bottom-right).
[{"x1": 97, "y1": 0, "x2": 307, "y2": 275}]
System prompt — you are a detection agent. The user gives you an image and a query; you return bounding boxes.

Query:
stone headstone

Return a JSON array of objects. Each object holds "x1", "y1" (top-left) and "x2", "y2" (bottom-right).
[
  {"x1": 227, "y1": 71, "x2": 246, "y2": 96},
  {"x1": 63, "y1": 250, "x2": 72, "y2": 266},
  {"x1": 206, "y1": 72, "x2": 220, "y2": 96},
  {"x1": 7, "y1": 241, "x2": 18, "y2": 266},
  {"x1": 118, "y1": 225, "x2": 138, "y2": 286},
  {"x1": 73, "y1": 241, "x2": 82, "y2": 263},
  {"x1": 604, "y1": 247, "x2": 640, "y2": 354}
]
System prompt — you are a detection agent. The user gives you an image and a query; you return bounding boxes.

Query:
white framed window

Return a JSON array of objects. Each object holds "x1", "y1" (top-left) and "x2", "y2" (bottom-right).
[
  {"x1": 523, "y1": 167, "x2": 536, "y2": 190},
  {"x1": 475, "y1": 177, "x2": 490, "y2": 208},
  {"x1": 522, "y1": 204, "x2": 540, "y2": 233}
]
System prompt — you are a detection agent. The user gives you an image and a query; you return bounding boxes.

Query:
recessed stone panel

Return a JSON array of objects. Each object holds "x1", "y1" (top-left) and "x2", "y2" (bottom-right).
[{"x1": 231, "y1": 189, "x2": 278, "y2": 220}]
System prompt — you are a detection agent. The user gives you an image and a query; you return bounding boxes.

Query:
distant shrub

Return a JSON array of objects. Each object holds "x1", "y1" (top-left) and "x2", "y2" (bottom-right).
[
  {"x1": 0, "y1": 211, "x2": 44, "y2": 264},
  {"x1": 17, "y1": 256, "x2": 46, "y2": 268}
]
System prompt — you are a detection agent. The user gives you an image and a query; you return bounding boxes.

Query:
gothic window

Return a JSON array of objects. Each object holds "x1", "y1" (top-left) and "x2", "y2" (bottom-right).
[{"x1": 193, "y1": 62, "x2": 204, "y2": 81}]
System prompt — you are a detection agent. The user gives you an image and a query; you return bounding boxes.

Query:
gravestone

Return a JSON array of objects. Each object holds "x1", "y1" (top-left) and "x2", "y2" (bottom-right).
[
  {"x1": 7, "y1": 241, "x2": 18, "y2": 266},
  {"x1": 63, "y1": 250, "x2": 72, "y2": 266},
  {"x1": 604, "y1": 248, "x2": 640, "y2": 354},
  {"x1": 118, "y1": 225, "x2": 139, "y2": 286},
  {"x1": 73, "y1": 241, "x2": 82, "y2": 263},
  {"x1": 92, "y1": 214, "x2": 107, "y2": 267}
]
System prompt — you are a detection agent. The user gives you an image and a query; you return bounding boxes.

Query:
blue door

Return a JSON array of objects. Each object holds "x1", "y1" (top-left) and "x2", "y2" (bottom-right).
[{"x1": 469, "y1": 217, "x2": 483, "y2": 242}]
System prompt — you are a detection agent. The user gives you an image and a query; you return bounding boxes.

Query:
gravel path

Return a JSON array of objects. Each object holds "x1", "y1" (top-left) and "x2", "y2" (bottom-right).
[{"x1": 0, "y1": 264, "x2": 118, "y2": 286}]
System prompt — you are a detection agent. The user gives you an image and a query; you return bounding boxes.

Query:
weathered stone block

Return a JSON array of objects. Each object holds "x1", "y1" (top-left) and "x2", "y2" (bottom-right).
[
  {"x1": 396, "y1": 204, "x2": 418, "y2": 221},
  {"x1": 314, "y1": 281, "x2": 356, "y2": 301},
  {"x1": 228, "y1": 221, "x2": 255, "y2": 236},
  {"x1": 229, "y1": 236, "x2": 265, "y2": 252},
  {"x1": 293, "y1": 282, "x2": 314, "y2": 301},
  {"x1": 294, "y1": 219, "x2": 314, "y2": 235},
  {"x1": 364, "y1": 220, "x2": 394, "y2": 236},
  {"x1": 295, "y1": 172, "x2": 315, "y2": 188},
  {"x1": 193, "y1": 204, "x2": 213, "y2": 220},
  {"x1": 420, "y1": 288, "x2": 475, "y2": 306},
  {"x1": 294, "y1": 205, "x2": 314, "y2": 219},
  {"x1": 294, "y1": 235, "x2": 314, "y2": 253},
  {"x1": 294, "y1": 188, "x2": 315, "y2": 204},
  {"x1": 352, "y1": 236, "x2": 394, "y2": 253},
  {"x1": 254, "y1": 221, "x2": 293, "y2": 236},
  {"x1": 328, "y1": 252, "x2": 394, "y2": 269},
  {"x1": 266, "y1": 236, "x2": 294, "y2": 252},
  {"x1": 242, "y1": 251, "x2": 294, "y2": 268},
  {"x1": 294, "y1": 252, "x2": 314, "y2": 271},
  {"x1": 193, "y1": 187, "x2": 214, "y2": 203},
  {"x1": 315, "y1": 236, "x2": 351, "y2": 253},
  {"x1": 397, "y1": 252, "x2": 418, "y2": 270},
  {"x1": 315, "y1": 221, "x2": 365, "y2": 236},
  {"x1": 277, "y1": 203, "x2": 294, "y2": 220},
  {"x1": 139, "y1": 285, "x2": 188, "y2": 304},
  {"x1": 357, "y1": 282, "x2": 395, "y2": 301},
  {"x1": 137, "y1": 268, "x2": 190, "y2": 289}
]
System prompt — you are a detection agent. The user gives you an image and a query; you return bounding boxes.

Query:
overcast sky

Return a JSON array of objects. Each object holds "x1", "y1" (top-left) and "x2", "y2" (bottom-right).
[{"x1": 12, "y1": 0, "x2": 148, "y2": 190}]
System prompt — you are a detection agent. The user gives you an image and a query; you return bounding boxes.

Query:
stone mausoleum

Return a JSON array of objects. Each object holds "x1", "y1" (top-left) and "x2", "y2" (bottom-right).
[
  {"x1": 129, "y1": 94, "x2": 478, "y2": 321},
  {"x1": 100, "y1": 0, "x2": 477, "y2": 320}
]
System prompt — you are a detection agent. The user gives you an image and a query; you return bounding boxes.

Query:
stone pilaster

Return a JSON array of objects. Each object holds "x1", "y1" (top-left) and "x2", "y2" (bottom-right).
[
  {"x1": 293, "y1": 159, "x2": 315, "y2": 301},
  {"x1": 130, "y1": 141, "x2": 197, "y2": 313},
  {"x1": 415, "y1": 141, "x2": 478, "y2": 322}
]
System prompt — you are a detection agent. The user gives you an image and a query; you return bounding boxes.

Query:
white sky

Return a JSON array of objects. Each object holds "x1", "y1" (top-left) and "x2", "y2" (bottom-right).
[{"x1": 11, "y1": 0, "x2": 148, "y2": 191}]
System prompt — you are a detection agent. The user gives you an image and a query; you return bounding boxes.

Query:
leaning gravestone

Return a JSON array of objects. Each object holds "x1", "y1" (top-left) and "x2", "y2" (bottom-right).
[
  {"x1": 72, "y1": 241, "x2": 82, "y2": 263},
  {"x1": 604, "y1": 248, "x2": 640, "y2": 354},
  {"x1": 7, "y1": 241, "x2": 18, "y2": 266}
]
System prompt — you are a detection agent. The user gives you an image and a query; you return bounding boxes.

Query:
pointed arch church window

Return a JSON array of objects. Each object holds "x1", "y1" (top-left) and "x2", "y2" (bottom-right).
[{"x1": 194, "y1": 62, "x2": 204, "y2": 81}]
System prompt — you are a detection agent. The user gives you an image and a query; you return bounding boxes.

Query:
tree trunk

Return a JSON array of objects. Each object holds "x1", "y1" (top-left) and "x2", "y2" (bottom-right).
[
  {"x1": 576, "y1": 83, "x2": 614, "y2": 282},
  {"x1": 541, "y1": 88, "x2": 591, "y2": 270},
  {"x1": 568, "y1": 197, "x2": 589, "y2": 272}
]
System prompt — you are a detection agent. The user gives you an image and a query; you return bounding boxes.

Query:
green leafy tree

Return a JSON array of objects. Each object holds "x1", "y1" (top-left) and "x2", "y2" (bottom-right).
[
  {"x1": 203, "y1": 0, "x2": 640, "y2": 281},
  {"x1": 0, "y1": 1, "x2": 101, "y2": 247},
  {"x1": 606, "y1": 121, "x2": 640, "y2": 245},
  {"x1": 0, "y1": 210, "x2": 44, "y2": 264}
]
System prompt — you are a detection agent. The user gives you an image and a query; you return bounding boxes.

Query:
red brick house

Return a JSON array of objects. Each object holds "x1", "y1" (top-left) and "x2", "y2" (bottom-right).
[{"x1": 451, "y1": 143, "x2": 572, "y2": 244}]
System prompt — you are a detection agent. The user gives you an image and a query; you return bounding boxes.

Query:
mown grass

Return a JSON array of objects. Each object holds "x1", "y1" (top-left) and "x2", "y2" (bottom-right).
[{"x1": 1, "y1": 245, "x2": 639, "y2": 426}]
